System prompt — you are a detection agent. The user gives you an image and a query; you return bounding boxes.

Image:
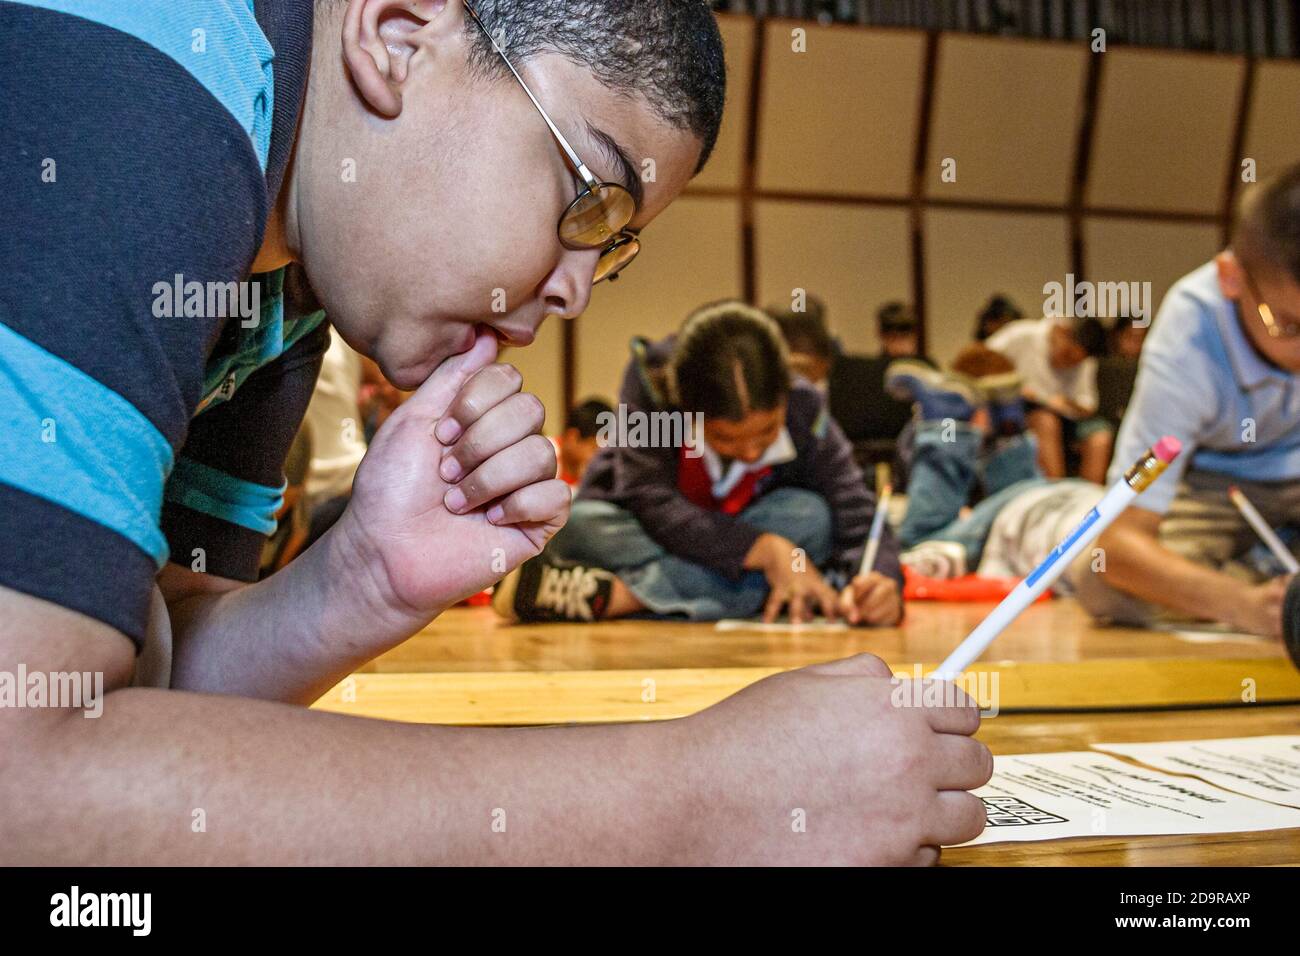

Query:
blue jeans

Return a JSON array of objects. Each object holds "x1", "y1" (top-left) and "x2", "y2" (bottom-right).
[
  {"x1": 897, "y1": 421, "x2": 1046, "y2": 568},
  {"x1": 548, "y1": 488, "x2": 833, "y2": 620}
]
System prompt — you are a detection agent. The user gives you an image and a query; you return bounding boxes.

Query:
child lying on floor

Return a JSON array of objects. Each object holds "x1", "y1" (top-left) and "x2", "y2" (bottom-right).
[
  {"x1": 493, "y1": 302, "x2": 903, "y2": 625},
  {"x1": 891, "y1": 346, "x2": 1296, "y2": 617},
  {"x1": 885, "y1": 346, "x2": 1104, "y2": 592}
]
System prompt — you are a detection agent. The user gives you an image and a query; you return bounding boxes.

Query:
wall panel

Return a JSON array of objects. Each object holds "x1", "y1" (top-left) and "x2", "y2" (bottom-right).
[
  {"x1": 924, "y1": 209, "x2": 1072, "y2": 367},
  {"x1": 1082, "y1": 218, "x2": 1223, "y2": 320},
  {"x1": 1086, "y1": 49, "x2": 1244, "y2": 214},
  {"x1": 756, "y1": 22, "x2": 926, "y2": 197},
  {"x1": 1242, "y1": 59, "x2": 1300, "y2": 183},
  {"x1": 925, "y1": 35, "x2": 1088, "y2": 205},
  {"x1": 754, "y1": 200, "x2": 912, "y2": 355}
]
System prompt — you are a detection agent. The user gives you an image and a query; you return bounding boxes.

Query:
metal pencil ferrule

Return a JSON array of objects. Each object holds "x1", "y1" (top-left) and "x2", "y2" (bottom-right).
[{"x1": 1124, "y1": 449, "x2": 1169, "y2": 493}]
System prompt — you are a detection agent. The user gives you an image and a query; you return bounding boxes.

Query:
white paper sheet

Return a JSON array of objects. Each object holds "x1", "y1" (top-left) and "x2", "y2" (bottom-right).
[
  {"x1": 1149, "y1": 621, "x2": 1268, "y2": 644},
  {"x1": 714, "y1": 618, "x2": 848, "y2": 633},
  {"x1": 960, "y1": 751, "x2": 1300, "y2": 845},
  {"x1": 1092, "y1": 736, "x2": 1300, "y2": 809}
]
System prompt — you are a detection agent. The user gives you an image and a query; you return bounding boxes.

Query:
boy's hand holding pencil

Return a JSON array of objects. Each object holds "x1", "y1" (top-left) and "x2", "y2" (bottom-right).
[{"x1": 840, "y1": 484, "x2": 903, "y2": 626}]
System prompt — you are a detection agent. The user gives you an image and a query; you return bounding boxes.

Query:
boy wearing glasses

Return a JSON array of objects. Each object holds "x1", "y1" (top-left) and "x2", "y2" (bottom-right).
[
  {"x1": 1074, "y1": 163, "x2": 1300, "y2": 638},
  {"x1": 0, "y1": 0, "x2": 989, "y2": 865}
]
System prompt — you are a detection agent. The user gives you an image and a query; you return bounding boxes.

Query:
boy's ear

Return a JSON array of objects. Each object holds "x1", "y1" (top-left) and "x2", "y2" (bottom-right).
[
  {"x1": 341, "y1": 0, "x2": 464, "y2": 117},
  {"x1": 1216, "y1": 250, "x2": 1245, "y2": 300}
]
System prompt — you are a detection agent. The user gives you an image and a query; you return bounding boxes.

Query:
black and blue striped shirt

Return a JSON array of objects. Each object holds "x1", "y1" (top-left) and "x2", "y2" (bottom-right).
[{"x1": 1, "y1": 0, "x2": 326, "y2": 647}]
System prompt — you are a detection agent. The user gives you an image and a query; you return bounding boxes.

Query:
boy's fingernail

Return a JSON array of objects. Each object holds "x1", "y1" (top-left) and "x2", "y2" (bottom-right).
[
  {"x1": 435, "y1": 418, "x2": 461, "y2": 443},
  {"x1": 440, "y1": 456, "x2": 463, "y2": 482},
  {"x1": 487, "y1": 505, "x2": 505, "y2": 524},
  {"x1": 444, "y1": 486, "x2": 468, "y2": 513}
]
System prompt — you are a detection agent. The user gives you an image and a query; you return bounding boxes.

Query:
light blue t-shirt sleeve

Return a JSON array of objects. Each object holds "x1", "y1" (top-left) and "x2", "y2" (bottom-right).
[{"x1": 1107, "y1": 286, "x2": 1217, "y2": 514}]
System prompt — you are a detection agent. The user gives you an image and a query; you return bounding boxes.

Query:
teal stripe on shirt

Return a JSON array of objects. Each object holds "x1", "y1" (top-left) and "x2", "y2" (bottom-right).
[
  {"x1": 196, "y1": 266, "x2": 328, "y2": 414},
  {"x1": 0, "y1": 321, "x2": 173, "y2": 565},
  {"x1": 21, "y1": 0, "x2": 275, "y2": 169},
  {"x1": 164, "y1": 456, "x2": 286, "y2": 535}
]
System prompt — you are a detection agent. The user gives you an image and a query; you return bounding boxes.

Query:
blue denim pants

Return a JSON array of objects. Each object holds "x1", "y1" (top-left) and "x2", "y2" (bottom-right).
[
  {"x1": 897, "y1": 421, "x2": 1046, "y2": 568},
  {"x1": 547, "y1": 487, "x2": 832, "y2": 620}
]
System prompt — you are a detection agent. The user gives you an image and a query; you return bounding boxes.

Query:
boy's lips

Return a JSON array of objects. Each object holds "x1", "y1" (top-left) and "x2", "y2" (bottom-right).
[
  {"x1": 437, "y1": 324, "x2": 534, "y2": 375},
  {"x1": 504, "y1": 330, "x2": 536, "y2": 347},
  {"x1": 488, "y1": 325, "x2": 535, "y2": 347}
]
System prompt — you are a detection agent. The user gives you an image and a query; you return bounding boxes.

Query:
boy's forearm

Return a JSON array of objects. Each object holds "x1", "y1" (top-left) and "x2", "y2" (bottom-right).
[
  {"x1": 1099, "y1": 525, "x2": 1246, "y2": 622},
  {"x1": 5, "y1": 687, "x2": 684, "y2": 865},
  {"x1": 169, "y1": 513, "x2": 428, "y2": 704}
]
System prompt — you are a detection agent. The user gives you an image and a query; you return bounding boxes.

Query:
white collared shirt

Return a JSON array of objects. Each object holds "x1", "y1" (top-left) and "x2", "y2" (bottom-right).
[{"x1": 697, "y1": 427, "x2": 797, "y2": 500}]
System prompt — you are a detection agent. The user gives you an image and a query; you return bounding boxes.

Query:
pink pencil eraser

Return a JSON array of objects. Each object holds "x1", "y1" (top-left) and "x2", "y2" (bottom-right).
[{"x1": 1152, "y1": 435, "x2": 1182, "y2": 463}]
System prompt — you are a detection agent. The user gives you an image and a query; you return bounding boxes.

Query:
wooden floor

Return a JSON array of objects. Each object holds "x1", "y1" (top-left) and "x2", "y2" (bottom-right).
[
  {"x1": 313, "y1": 598, "x2": 1300, "y2": 865},
  {"x1": 353, "y1": 599, "x2": 1289, "y2": 673}
]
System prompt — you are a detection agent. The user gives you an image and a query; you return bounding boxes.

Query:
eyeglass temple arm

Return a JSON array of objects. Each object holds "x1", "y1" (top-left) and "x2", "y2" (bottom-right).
[
  {"x1": 463, "y1": 3, "x2": 598, "y2": 189},
  {"x1": 1240, "y1": 264, "x2": 1283, "y2": 336}
]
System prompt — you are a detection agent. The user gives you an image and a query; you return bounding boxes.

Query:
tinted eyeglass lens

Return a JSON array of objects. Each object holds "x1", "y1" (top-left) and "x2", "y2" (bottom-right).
[
  {"x1": 593, "y1": 236, "x2": 640, "y2": 283},
  {"x1": 560, "y1": 184, "x2": 635, "y2": 248}
]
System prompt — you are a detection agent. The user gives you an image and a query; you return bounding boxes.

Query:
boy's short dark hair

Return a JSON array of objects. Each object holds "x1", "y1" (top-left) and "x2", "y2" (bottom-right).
[
  {"x1": 670, "y1": 301, "x2": 791, "y2": 419},
  {"x1": 975, "y1": 294, "x2": 1024, "y2": 340},
  {"x1": 462, "y1": 1, "x2": 727, "y2": 174},
  {"x1": 565, "y1": 397, "x2": 613, "y2": 439},
  {"x1": 877, "y1": 301, "x2": 917, "y2": 336},
  {"x1": 1071, "y1": 317, "x2": 1107, "y2": 358},
  {"x1": 1233, "y1": 162, "x2": 1300, "y2": 284},
  {"x1": 769, "y1": 301, "x2": 834, "y2": 361}
]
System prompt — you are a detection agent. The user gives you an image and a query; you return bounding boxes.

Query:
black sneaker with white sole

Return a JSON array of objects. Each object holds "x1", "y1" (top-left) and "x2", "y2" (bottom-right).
[{"x1": 492, "y1": 555, "x2": 615, "y2": 623}]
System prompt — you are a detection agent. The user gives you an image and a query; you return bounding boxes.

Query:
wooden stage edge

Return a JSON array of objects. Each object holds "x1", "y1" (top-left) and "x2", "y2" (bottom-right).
[{"x1": 314, "y1": 658, "x2": 1300, "y2": 726}]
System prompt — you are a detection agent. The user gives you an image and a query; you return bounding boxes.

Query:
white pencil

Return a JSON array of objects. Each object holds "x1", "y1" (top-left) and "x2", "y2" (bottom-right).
[
  {"x1": 934, "y1": 436, "x2": 1182, "y2": 680},
  {"x1": 1228, "y1": 485, "x2": 1300, "y2": 574},
  {"x1": 858, "y1": 484, "x2": 892, "y2": 576}
]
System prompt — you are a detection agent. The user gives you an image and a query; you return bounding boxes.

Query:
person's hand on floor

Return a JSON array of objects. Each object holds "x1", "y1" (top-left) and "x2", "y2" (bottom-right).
[
  {"x1": 838, "y1": 571, "x2": 903, "y2": 626},
  {"x1": 669, "y1": 652, "x2": 992, "y2": 864},
  {"x1": 745, "y1": 533, "x2": 841, "y2": 623},
  {"x1": 337, "y1": 327, "x2": 571, "y2": 628}
]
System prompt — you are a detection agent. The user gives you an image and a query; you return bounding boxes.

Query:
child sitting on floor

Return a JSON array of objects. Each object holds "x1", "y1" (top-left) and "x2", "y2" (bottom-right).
[{"x1": 493, "y1": 302, "x2": 903, "y2": 626}]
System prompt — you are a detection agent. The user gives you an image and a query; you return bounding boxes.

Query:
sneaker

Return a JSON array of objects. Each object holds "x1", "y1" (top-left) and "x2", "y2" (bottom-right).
[
  {"x1": 900, "y1": 540, "x2": 968, "y2": 579},
  {"x1": 884, "y1": 359, "x2": 981, "y2": 423},
  {"x1": 492, "y1": 555, "x2": 614, "y2": 623}
]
